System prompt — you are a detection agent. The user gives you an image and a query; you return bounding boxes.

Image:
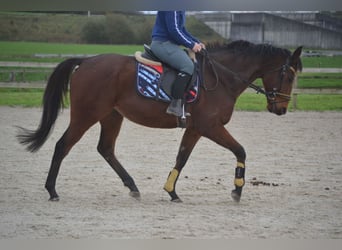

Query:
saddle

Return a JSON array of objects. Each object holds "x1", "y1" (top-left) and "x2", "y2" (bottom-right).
[
  {"x1": 134, "y1": 45, "x2": 199, "y2": 104},
  {"x1": 135, "y1": 44, "x2": 197, "y2": 65}
]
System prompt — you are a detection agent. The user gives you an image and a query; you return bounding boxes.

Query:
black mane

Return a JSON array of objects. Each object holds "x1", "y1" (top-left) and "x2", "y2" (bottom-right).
[{"x1": 206, "y1": 40, "x2": 291, "y2": 58}]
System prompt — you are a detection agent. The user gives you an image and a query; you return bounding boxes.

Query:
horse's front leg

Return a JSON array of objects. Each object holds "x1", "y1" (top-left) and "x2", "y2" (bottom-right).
[
  {"x1": 164, "y1": 128, "x2": 201, "y2": 202},
  {"x1": 204, "y1": 125, "x2": 246, "y2": 202}
]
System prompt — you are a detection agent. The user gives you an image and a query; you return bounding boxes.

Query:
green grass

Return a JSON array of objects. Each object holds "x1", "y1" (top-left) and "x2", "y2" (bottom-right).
[
  {"x1": 0, "y1": 41, "x2": 143, "y2": 55},
  {"x1": 0, "y1": 88, "x2": 44, "y2": 107},
  {"x1": 0, "y1": 41, "x2": 143, "y2": 62},
  {"x1": 0, "y1": 67, "x2": 50, "y2": 82},
  {"x1": 235, "y1": 93, "x2": 342, "y2": 111},
  {"x1": 301, "y1": 56, "x2": 342, "y2": 68},
  {"x1": 297, "y1": 73, "x2": 342, "y2": 89},
  {"x1": 298, "y1": 77, "x2": 342, "y2": 89},
  {"x1": 252, "y1": 73, "x2": 342, "y2": 89},
  {"x1": 292, "y1": 94, "x2": 342, "y2": 111},
  {"x1": 235, "y1": 93, "x2": 267, "y2": 111}
]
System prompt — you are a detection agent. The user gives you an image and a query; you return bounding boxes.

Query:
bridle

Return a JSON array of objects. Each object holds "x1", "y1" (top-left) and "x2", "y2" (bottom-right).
[
  {"x1": 249, "y1": 64, "x2": 296, "y2": 104},
  {"x1": 199, "y1": 49, "x2": 296, "y2": 104}
]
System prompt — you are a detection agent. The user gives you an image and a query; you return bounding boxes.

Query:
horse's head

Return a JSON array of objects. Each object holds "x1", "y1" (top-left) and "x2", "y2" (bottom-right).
[{"x1": 261, "y1": 46, "x2": 302, "y2": 115}]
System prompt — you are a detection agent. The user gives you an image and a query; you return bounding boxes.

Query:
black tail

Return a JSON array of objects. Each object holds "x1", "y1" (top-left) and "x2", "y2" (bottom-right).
[{"x1": 17, "y1": 58, "x2": 84, "y2": 152}]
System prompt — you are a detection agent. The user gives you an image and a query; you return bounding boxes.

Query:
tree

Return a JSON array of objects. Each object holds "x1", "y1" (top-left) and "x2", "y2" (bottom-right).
[
  {"x1": 81, "y1": 20, "x2": 109, "y2": 44},
  {"x1": 105, "y1": 13, "x2": 136, "y2": 44}
]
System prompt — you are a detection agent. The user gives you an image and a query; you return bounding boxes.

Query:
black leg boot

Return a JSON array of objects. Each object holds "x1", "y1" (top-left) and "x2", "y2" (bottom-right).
[{"x1": 166, "y1": 72, "x2": 192, "y2": 117}]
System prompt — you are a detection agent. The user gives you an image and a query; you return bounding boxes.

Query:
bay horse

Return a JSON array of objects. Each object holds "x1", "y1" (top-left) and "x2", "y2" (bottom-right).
[{"x1": 17, "y1": 40, "x2": 302, "y2": 202}]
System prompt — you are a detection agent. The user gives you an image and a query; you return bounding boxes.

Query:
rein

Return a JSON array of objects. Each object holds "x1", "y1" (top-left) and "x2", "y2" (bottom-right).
[
  {"x1": 200, "y1": 49, "x2": 220, "y2": 91},
  {"x1": 249, "y1": 82, "x2": 292, "y2": 103},
  {"x1": 199, "y1": 49, "x2": 295, "y2": 103}
]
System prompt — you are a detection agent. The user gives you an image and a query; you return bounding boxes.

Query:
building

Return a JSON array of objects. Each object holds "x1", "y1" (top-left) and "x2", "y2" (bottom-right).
[{"x1": 194, "y1": 11, "x2": 342, "y2": 49}]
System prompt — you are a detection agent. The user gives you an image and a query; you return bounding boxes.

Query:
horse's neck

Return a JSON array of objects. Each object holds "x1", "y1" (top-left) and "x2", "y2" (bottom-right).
[{"x1": 215, "y1": 53, "x2": 261, "y2": 79}]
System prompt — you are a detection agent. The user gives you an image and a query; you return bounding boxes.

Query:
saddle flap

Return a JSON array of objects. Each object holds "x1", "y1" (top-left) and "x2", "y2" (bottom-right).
[{"x1": 136, "y1": 62, "x2": 199, "y2": 104}]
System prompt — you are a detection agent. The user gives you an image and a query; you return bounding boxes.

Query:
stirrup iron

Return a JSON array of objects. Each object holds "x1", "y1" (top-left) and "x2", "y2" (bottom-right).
[{"x1": 181, "y1": 103, "x2": 190, "y2": 119}]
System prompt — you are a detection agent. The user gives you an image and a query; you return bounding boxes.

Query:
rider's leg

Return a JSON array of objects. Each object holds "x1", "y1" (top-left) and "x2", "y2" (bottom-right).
[
  {"x1": 166, "y1": 72, "x2": 192, "y2": 117},
  {"x1": 150, "y1": 40, "x2": 194, "y2": 117}
]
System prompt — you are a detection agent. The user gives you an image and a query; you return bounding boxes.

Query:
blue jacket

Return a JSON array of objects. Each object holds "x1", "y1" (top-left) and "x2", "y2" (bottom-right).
[{"x1": 152, "y1": 11, "x2": 200, "y2": 49}]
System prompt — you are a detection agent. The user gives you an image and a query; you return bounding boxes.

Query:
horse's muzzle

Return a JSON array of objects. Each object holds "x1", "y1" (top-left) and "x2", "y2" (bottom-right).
[{"x1": 268, "y1": 104, "x2": 287, "y2": 115}]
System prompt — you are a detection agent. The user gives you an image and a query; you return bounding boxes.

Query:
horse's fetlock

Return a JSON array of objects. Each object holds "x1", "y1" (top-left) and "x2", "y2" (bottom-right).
[
  {"x1": 234, "y1": 162, "x2": 245, "y2": 187},
  {"x1": 123, "y1": 178, "x2": 135, "y2": 188}
]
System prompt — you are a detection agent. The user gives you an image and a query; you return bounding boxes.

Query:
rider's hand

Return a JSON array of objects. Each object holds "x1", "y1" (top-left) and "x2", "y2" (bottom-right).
[{"x1": 192, "y1": 43, "x2": 202, "y2": 53}]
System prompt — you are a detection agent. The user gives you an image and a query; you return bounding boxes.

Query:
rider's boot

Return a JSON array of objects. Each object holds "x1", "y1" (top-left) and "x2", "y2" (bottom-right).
[{"x1": 166, "y1": 72, "x2": 192, "y2": 117}]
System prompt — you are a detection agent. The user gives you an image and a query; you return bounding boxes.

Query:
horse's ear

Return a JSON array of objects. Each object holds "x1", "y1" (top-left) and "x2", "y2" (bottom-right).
[{"x1": 290, "y1": 46, "x2": 303, "y2": 71}]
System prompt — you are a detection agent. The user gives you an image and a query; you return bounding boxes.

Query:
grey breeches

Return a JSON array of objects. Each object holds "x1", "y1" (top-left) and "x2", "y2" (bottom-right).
[{"x1": 150, "y1": 40, "x2": 194, "y2": 75}]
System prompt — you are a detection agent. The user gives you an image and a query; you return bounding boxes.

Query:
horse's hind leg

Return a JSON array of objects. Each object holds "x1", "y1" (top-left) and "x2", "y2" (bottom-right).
[
  {"x1": 97, "y1": 110, "x2": 140, "y2": 198},
  {"x1": 45, "y1": 121, "x2": 93, "y2": 201}
]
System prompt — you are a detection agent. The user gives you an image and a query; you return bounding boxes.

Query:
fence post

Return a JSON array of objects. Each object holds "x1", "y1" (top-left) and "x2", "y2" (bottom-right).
[
  {"x1": 9, "y1": 72, "x2": 15, "y2": 82},
  {"x1": 21, "y1": 69, "x2": 25, "y2": 82}
]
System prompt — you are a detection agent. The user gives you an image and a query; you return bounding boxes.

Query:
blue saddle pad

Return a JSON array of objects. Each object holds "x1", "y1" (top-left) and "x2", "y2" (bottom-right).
[{"x1": 136, "y1": 62, "x2": 199, "y2": 103}]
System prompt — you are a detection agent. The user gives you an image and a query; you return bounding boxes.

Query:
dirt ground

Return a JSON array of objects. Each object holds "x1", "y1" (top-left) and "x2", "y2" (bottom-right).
[{"x1": 0, "y1": 107, "x2": 341, "y2": 239}]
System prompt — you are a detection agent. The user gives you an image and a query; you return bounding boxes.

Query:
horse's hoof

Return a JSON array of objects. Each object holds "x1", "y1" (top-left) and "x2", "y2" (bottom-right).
[
  {"x1": 49, "y1": 196, "x2": 60, "y2": 202},
  {"x1": 171, "y1": 198, "x2": 183, "y2": 203},
  {"x1": 129, "y1": 191, "x2": 141, "y2": 200},
  {"x1": 231, "y1": 190, "x2": 241, "y2": 202}
]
